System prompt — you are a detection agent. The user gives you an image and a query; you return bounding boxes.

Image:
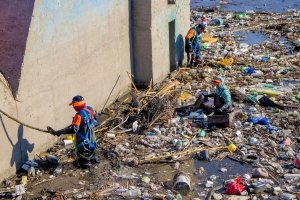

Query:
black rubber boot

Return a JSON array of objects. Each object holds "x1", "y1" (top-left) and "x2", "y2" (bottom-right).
[
  {"x1": 90, "y1": 154, "x2": 100, "y2": 164},
  {"x1": 78, "y1": 157, "x2": 91, "y2": 169}
]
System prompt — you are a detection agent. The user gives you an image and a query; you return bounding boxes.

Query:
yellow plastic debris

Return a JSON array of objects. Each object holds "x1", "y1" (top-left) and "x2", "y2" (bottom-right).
[
  {"x1": 178, "y1": 92, "x2": 192, "y2": 101},
  {"x1": 217, "y1": 57, "x2": 234, "y2": 67},
  {"x1": 66, "y1": 135, "x2": 73, "y2": 140},
  {"x1": 261, "y1": 89, "x2": 281, "y2": 97},
  {"x1": 226, "y1": 41, "x2": 233, "y2": 46},
  {"x1": 202, "y1": 34, "x2": 218, "y2": 43},
  {"x1": 39, "y1": 152, "x2": 48, "y2": 159},
  {"x1": 21, "y1": 176, "x2": 27, "y2": 186},
  {"x1": 227, "y1": 143, "x2": 237, "y2": 152}
]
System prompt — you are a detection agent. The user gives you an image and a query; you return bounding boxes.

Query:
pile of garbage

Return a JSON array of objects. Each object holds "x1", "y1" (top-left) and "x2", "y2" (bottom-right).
[{"x1": 1, "y1": 7, "x2": 300, "y2": 200}]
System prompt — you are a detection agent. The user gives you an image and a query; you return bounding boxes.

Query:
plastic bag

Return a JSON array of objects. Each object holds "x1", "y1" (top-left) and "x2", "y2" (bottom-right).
[
  {"x1": 247, "y1": 117, "x2": 270, "y2": 125},
  {"x1": 243, "y1": 68, "x2": 256, "y2": 75},
  {"x1": 225, "y1": 177, "x2": 246, "y2": 195}
]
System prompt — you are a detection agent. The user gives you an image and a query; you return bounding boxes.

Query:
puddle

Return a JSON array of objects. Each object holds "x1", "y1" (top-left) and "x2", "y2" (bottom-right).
[
  {"x1": 194, "y1": 158, "x2": 253, "y2": 192},
  {"x1": 278, "y1": 36, "x2": 295, "y2": 51},
  {"x1": 137, "y1": 157, "x2": 253, "y2": 198},
  {"x1": 191, "y1": 0, "x2": 300, "y2": 13},
  {"x1": 234, "y1": 31, "x2": 267, "y2": 45},
  {"x1": 274, "y1": 79, "x2": 300, "y2": 87}
]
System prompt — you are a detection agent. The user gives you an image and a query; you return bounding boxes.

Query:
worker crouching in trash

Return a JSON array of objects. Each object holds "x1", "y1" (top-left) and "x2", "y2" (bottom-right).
[
  {"x1": 205, "y1": 76, "x2": 233, "y2": 115},
  {"x1": 196, "y1": 76, "x2": 233, "y2": 115},
  {"x1": 193, "y1": 76, "x2": 237, "y2": 128},
  {"x1": 47, "y1": 95, "x2": 99, "y2": 168}
]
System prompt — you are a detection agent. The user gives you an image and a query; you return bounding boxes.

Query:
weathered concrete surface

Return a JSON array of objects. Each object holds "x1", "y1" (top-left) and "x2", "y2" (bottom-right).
[
  {"x1": 0, "y1": 0, "x2": 35, "y2": 96},
  {"x1": 151, "y1": 0, "x2": 190, "y2": 83},
  {"x1": 0, "y1": 0, "x2": 131, "y2": 181},
  {"x1": 133, "y1": 0, "x2": 190, "y2": 85}
]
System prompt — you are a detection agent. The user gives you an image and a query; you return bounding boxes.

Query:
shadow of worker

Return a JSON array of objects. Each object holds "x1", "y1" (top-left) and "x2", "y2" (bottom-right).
[
  {"x1": 11, "y1": 125, "x2": 35, "y2": 171},
  {"x1": 175, "y1": 34, "x2": 184, "y2": 67}
]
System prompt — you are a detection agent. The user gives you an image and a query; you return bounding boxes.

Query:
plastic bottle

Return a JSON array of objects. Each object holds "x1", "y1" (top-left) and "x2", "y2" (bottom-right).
[
  {"x1": 132, "y1": 121, "x2": 138, "y2": 132},
  {"x1": 234, "y1": 121, "x2": 242, "y2": 129},
  {"x1": 176, "y1": 140, "x2": 183, "y2": 151},
  {"x1": 197, "y1": 130, "x2": 206, "y2": 137},
  {"x1": 199, "y1": 113, "x2": 208, "y2": 128},
  {"x1": 125, "y1": 189, "x2": 141, "y2": 197}
]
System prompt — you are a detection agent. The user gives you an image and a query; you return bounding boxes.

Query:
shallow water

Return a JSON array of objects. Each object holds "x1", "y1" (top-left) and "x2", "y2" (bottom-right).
[
  {"x1": 191, "y1": 0, "x2": 300, "y2": 12},
  {"x1": 234, "y1": 31, "x2": 268, "y2": 45},
  {"x1": 194, "y1": 158, "x2": 253, "y2": 191}
]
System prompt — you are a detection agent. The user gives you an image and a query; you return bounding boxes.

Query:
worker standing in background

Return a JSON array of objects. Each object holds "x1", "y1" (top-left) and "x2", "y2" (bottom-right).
[
  {"x1": 47, "y1": 95, "x2": 99, "y2": 168},
  {"x1": 185, "y1": 23, "x2": 206, "y2": 67}
]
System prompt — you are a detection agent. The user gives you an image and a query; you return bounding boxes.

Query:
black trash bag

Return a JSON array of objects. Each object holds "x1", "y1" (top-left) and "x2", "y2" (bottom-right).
[
  {"x1": 258, "y1": 96, "x2": 284, "y2": 110},
  {"x1": 174, "y1": 105, "x2": 194, "y2": 117}
]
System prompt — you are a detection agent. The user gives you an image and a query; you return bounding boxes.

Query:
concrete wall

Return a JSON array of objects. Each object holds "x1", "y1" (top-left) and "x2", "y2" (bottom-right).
[
  {"x1": 133, "y1": 0, "x2": 190, "y2": 85},
  {"x1": 0, "y1": 0, "x2": 131, "y2": 180},
  {"x1": 0, "y1": 0, "x2": 190, "y2": 181},
  {"x1": 151, "y1": 0, "x2": 190, "y2": 83},
  {"x1": 0, "y1": 0, "x2": 34, "y2": 96}
]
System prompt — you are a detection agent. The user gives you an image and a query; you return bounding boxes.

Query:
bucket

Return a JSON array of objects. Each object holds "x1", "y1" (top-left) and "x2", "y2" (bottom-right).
[{"x1": 173, "y1": 172, "x2": 191, "y2": 191}]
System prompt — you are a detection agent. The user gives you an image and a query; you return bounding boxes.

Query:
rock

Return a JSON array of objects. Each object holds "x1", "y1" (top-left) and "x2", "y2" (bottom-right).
[{"x1": 252, "y1": 168, "x2": 269, "y2": 178}]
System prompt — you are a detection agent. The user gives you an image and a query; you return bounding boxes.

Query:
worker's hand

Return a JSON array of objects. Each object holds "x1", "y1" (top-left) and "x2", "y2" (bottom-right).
[{"x1": 47, "y1": 126, "x2": 59, "y2": 136}]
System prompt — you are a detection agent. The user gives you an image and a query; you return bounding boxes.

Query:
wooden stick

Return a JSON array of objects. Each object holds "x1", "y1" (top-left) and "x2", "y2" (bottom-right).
[
  {"x1": 126, "y1": 71, "x2": 139, "y2": 93},
  {"x1": 139, "y1": 146, "x2": 225, "y2": 164},
  {"x1": 0, "y1": 110, "x2": 49, "y2": 133}
]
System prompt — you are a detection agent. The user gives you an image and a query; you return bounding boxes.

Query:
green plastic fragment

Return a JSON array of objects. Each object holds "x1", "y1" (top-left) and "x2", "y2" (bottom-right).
[
  {"x1": 296, "y1": 94, "x2": 300, "y2": 101},
  {"x1": 176, "y1": 194, "x2": 183, "y2": 200},
  {"x1": 234, "y1": 13, "x2": 248, "y2": 19}
]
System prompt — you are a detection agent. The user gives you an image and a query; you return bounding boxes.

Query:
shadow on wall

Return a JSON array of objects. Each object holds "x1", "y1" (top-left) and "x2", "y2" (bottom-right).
[
  {"x1": 0, "y1": 0, "x2": 35, "y2": 97},
  {"x1": 0, "y1": 115, "x2": 34, "y2": 172},
  {"x1": 175, "y1": 34, "x2": 184, "y2": 67}
]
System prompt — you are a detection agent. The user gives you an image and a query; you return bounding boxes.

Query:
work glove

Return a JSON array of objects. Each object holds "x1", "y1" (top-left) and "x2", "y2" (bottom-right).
[{"x1": 47, "y1": 126, "x2": 60, "y2": 136}]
